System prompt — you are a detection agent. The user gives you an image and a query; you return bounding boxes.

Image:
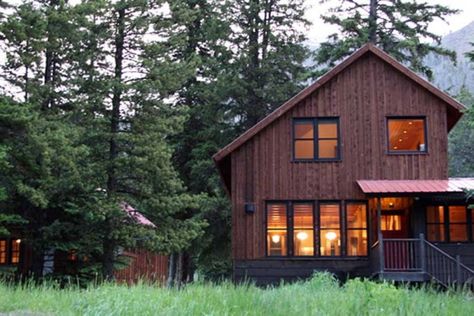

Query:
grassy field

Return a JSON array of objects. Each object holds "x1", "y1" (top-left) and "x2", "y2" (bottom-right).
[{"x1": 0, "y1": 274, "x2": 473, "y2": 316}]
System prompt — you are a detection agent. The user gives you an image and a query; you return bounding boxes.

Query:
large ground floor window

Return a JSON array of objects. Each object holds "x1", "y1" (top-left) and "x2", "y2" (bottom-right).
[
  {"x1": 266, "y1": 200, "x2": 368, "y2": 257},
  {"x1": 426, "y1": 205, "x2": 473, "y2": 242}
]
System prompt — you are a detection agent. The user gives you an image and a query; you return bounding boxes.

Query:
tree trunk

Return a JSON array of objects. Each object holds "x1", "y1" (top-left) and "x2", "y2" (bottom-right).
[
  {"x1": 42, "y1": 0, "x2": 59, "y2": 110},
  {"x1": 368, "y1": 0, "x2": 377, "y2": 44},
  {"x1": 102, "y1": 6, "x2": 126, "y2": 281},
  {"x1": 167, "y1": 253, "x2": 176, "y2": 288},
  {"x1": 174, "y1": 251, "x2": 184, "y2": 287}
]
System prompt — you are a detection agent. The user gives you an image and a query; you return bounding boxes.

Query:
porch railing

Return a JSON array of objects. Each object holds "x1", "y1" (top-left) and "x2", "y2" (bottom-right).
[{"x1": 372, "y1": 234, "x2": 474, "y2": 288}]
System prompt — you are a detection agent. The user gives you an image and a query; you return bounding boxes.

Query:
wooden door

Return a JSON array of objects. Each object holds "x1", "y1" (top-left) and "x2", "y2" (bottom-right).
[{"x1": 381, "y1": 211, "x2": 408, "y2": 239}]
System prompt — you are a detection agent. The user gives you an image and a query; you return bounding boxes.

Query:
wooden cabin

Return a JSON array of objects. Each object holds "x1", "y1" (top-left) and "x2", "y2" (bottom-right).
[
  {"x1": 0, "y1": 203, "x2": 168, "y2": 284},
  {"x1": 214, "y1": 44, "x2": 474, "y2": 287}
]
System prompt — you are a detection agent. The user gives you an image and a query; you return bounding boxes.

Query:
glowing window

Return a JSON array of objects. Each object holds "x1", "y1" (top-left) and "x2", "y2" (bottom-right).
[
  {"x1": 320, "y1": 203, "x2": 341, "y2": 256},
  {"x1": 346, "y1": 203, "x2": 368, "y2": 256},
  {"x1": 388, "y1": 118, "x2": 426, "y2": 152},
  {"x1": 293, "y1": 204, "x2": 314, "y2": 256},
  {"x1": 266, "y1": 204, "x2": 287, "y2": 256}
]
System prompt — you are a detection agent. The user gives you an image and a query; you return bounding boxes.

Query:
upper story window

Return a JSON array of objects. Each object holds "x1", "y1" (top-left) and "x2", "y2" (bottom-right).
[
  {"x1": 387, "y1": 117, "x2": 427, "y2": 153},
  {"x1": 293, "y1": 118, "x2": 340, "y2": 161}
]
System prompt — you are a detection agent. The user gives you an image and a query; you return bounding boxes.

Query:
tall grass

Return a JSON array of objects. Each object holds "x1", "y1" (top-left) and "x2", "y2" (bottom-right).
[{"x1": 0, "y1": 273, "x2": 473, "y2": 315}]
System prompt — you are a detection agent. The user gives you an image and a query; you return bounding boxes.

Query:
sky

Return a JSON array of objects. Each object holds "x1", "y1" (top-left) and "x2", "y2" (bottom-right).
[{"x1": 304, "y1": 0, "x2": 474, "y2": 44}]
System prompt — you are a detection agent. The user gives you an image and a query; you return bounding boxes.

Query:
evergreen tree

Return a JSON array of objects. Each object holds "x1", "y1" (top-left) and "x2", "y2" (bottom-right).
[
  {"x1": 448, "y1": 87, "x2": 474, "y2": 177},
  {"x1": 316, "y1": 0, "x2": 459, "y2": 79}
]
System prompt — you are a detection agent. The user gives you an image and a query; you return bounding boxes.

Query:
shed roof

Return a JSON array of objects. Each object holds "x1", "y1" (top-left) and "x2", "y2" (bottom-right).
[
  {"x1": 120, "y1": 202, "x2": 156, "y2": 228},
  {"x1": 357, "y1": 178, "x2": 474, "y2": 194},
  {"x1": 213, "y1": 44, "x2": 466, "y2": 164}
]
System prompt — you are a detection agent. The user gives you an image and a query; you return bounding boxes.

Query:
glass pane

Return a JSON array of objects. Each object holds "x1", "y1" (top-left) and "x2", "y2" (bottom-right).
[
  {"x1": 267, "y1": 204, "x2": 287, "y2": 229},
  {"x1": 427, "y1": 206, "x2": 444, "y2": 223},
  {"x1": 320, "y1": 204, "x2": 340, "y2": 228},
  {"x1": 267, "y1": 230, "x2": 287, "y2": 256},
  {"x1": 346, "y1": 203, "x2": 367, "y2": 229},
  {"x1": 11, "y1": 239, "x2": 20, "y2": 264},
  {"x1": 318, "y1": 140, "x2": 338, "y2": 159},
  {"x1": 449, "y1": 206, "x2": 466, "y2": 223},
  {"x1": 295, "y1": 140, "x2": 314, "y2": 159},
  {"x1": 294, "y1": 122, "x2": 314, "y2": 139},
  {"x1": 381, "y1": 215, "x2": 401, "y2": 231},
  {"x1": 388, "y1": 118, "x2": 426, "y2": 151},
  {"x1": 449, "y1": 224, "x2": 467, "y2": 242},
  {"x1": 294, "y1": 229, "x2": 314, "y2": 256},
  {"x1": 0, "y1": 240, "x2": 6, "y2": 264},
  {"x1": 427, "y1": 224, "x2": 445, "y2": 242},
  {"x1": 318, "y1": 121, "x2": 338, "y2": 138},
  {"x1": 347, "y1": 230, "x2": 368, "y2": 256},
  {"x1": 294, "y1": 204, "x2": 313, "y2": 228},
  {"x1": 320, "y1": 229, "x2": 340, "y2": 256}
]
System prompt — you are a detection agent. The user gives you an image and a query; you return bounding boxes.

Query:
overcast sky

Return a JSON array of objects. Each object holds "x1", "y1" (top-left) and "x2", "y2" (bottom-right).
[{"x1": 304, "y1": 0, "x2": 474, "y2": 44}]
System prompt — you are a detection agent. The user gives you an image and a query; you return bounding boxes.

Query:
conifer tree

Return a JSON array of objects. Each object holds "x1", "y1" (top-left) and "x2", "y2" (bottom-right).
[{"x1": 316, "y1": 0, "x2": 459, "y2": 79}]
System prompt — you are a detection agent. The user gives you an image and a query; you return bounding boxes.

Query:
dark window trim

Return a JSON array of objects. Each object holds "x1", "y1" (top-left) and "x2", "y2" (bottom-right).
[
  {"x1": 292, "y1": 117, "x2": 341, "y2": 162},
  {"x1": 265, "y1": 200, "x2": 369, "y2": 259},
  {"x1": 426, "y1": 204, "x2": 472, "y2": 243},
  {"x1": 386, "y1": 116, "x2": 428, "y2": 155}
]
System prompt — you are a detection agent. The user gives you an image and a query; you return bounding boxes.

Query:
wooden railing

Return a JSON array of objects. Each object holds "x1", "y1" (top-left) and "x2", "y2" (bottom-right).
[{"x1": 372, "y1": 234, "x2": 474, "y2": 288}]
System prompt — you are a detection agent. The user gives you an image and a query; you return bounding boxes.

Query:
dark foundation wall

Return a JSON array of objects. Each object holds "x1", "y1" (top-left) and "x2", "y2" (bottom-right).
[{"x1": 234, "y1": 259, "x2": 371, "y2": 286}]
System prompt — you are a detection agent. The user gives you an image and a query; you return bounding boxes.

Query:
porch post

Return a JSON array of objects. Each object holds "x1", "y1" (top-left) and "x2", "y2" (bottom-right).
[{"x1": 377, "y1": 197, "x2": 384, "y2": 272}]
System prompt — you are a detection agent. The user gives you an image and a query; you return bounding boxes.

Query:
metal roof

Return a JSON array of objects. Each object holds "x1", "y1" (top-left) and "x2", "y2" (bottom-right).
[
  {"x1": 120, "y1": 202, "x2": 156, "y2": 228},
  {"x1": 357, "y1": 178, "x2": 474, "y2": 194}
]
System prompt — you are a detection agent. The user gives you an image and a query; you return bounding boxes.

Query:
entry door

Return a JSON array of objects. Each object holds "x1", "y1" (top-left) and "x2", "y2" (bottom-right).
[
  {"x1": 381, "y1": 211, "x2": 408, "y2": 238},
  {"x1": 381, "y1": 210, "x2": 412, "y2": 270}
]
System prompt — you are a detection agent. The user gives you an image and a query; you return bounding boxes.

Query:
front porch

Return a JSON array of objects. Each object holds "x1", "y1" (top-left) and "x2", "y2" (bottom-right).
[{"x1": 364, "y1": 189, "x2": 474, "y2": 287}]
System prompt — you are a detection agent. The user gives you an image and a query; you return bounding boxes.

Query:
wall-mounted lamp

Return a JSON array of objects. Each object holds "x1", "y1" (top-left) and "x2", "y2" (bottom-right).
[{"x1": 244, "y1": 203, "x2": 255, "y2": 214}]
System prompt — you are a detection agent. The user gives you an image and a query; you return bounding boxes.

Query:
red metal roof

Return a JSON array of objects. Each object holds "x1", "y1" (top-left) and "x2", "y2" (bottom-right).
[
  {"x1": 357, "y1": 178, "x2": 474, "y2": 194},
  {"x1": 120, "y1": 202, "x2": 156, "y2": 228}
]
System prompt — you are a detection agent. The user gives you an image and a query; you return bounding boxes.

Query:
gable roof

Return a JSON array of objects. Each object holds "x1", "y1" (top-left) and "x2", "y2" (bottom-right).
[{"x1": 213, "y1": 43, "x2": 466, "y2": 163}]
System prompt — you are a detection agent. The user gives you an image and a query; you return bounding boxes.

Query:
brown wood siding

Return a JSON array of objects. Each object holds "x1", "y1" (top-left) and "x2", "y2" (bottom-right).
[
  {"x1": 231, "y1": 53, "x2": 449, "y2": 260},
  {"x1": 114, "y1": 249, "x2": 168, "y2": 285}
]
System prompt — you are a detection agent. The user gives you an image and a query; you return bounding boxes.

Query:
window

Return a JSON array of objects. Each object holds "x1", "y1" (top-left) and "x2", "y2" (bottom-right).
[
  {"x1": 293, "y1": 118, "x2": 340, "y2": 161},
  {"x1": 11, "y1": 239, "x2": 21, "y2": 264},
  {"x1": 320, "y1": 203, "x2": 341, "y2": 256},
  {"x1": 381, "y1": 215, "x2": 402, "y2": 231},
  {"x1": 449, "y1": 206, "x2": 468, "y2": 242},
  {"x1": 266, "y1": 204, "x2": 287, "y2": 256},
  {"x1": 426, "y1": 205, "x2": 470, "y2": 242},
  {"x1": 0, "y1": 240, "x2": 6, "y2": 264},
  {"x1": 293, "y1": 203, "x2": 314, "y2": 256},
  {"x1": 346, "y1": 203, "x2": 368, "y2": 256},
  {"x1": 387, "y1": 117, "x2": 426, "y2": 153},
  {"x1": 0, "y1": 238, "x2": 21, "y2": 265},
  {"x1": 266, "y1": 201, "x2": 367, "y2": 257}
]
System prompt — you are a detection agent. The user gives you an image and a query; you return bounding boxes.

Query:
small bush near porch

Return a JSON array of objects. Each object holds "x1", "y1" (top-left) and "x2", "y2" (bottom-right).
[{"x1": 1, "y1": 274, "x2": 473, "y2": 316}]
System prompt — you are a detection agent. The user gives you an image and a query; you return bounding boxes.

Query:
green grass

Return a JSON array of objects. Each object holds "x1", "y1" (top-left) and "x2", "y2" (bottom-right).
[{"x1": 0, "y1": 274, "x2": 473, "y2": 316}]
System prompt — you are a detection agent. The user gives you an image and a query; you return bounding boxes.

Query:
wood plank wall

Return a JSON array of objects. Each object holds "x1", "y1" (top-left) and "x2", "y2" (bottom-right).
[
  {"x1": 231, "y1": 53, "x2": 449, "y2": 260},
  {"x1": 114, "y1": 249, "x2": 168, "y2": 285}
]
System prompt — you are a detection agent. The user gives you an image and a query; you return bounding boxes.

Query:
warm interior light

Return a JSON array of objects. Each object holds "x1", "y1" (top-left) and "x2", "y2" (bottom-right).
[
  {"x1": 393, "y1": 146, "x2": 398, "y2": 150},
  {"x1": 15, "y1": 239, "x2": 21, "y2": 244},
  {"x1": 399, "y1": 138, "x2": 403, "y2": 142},
  {"x1": 389, "y1": 202, "x2": 394, "y2": 208},
  {"x1": 296, "y1": 231, "x2": 308, "y2": 241},
  {"x1": 325, "y1": 231, "x2": 337, "y2": 241},
  {"x1": 271, "y1": 234, "x2": 281, "y2": 243},
  {"x1": 403, "y1": 130, "x2": 407, "y2": 134},
  {"x1": 408, "y1": 121, "x2": 413, "y2": 125}
]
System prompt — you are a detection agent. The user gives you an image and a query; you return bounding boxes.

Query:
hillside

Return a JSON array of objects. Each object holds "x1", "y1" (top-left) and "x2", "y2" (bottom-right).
[{"x1": 426, "y1": 21, "x2": 474, "y2": 94}]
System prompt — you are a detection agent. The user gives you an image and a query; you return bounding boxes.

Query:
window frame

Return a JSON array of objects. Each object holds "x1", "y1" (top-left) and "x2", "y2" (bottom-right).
[
  {"x1": 265, "y1": 200, "x2": 369, "y2": 258},
  {"x1": 386, "y1": 116, "x2": 428, "y2": 155},
  {"x1": 425, "y1": 204, "x2": 472, "y2": 243},
  {"x1": 292, "y1": 117, "x2": 341, "y2": 162}
]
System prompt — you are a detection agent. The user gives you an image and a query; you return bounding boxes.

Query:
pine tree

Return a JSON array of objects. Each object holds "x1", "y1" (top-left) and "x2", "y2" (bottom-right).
[
  {"x1": 228, "y1": 0, "x2": 310, "y2": 132},
  {"x1": 316, "y1": 0, "x2": 459, "y2": 79}
]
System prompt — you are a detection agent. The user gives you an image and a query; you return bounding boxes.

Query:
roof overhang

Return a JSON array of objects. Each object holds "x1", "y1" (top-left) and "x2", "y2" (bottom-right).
[{"x1": 357, "y1": 178, "x2": 474, "y2": 195}]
